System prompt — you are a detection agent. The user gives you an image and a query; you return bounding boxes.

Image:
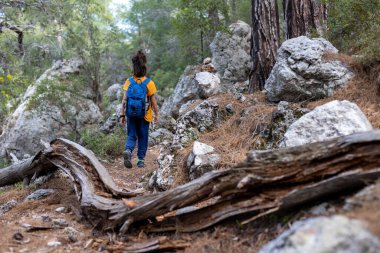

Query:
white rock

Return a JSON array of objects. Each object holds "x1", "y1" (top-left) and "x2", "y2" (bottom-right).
[
  {"x1": 187, "y1": 141, "x2": 220, "y2": 181},
  {"x1": 265, "y1": 36, "x2": 353, "y2": 102},
  {"x1": 194, "y1": 72, "x2": 221, "y2": 98},
  {"x1": 55, "y1": 207, "x2": 68, "y2": 213},
  {"x1": 47, "y1": 241, "x2": 62, "y2": 247},
  {"x1": 259, "y1": 215, "x2": 380, "y2": 253},
  {"x1": 192, "y1": 141, "x2": 215, "y2": 156},
  {"x1": 280, "y1": 100, "x2": 372, "y2": 147},
  {"x1": 203, "y1": 57, "x2": 212, "y2": 65}
]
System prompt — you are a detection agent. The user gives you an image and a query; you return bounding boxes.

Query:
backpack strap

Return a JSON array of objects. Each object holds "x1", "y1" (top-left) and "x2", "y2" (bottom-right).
[
  {"x1": 141, "y1": 77, "x2": 151, "y2": 87},
  {"x1": 129, "y1": 77, "x2": 137, "y2": 85}
]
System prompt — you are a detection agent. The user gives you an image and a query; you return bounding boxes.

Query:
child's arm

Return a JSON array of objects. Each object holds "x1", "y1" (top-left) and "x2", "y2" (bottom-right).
[{"x1": 150, "y1": 94, "x2": 159, "y2": 123}]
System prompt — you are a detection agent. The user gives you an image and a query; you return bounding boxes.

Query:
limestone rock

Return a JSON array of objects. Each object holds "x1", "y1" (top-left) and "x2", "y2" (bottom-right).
[
  {"x1": 64, "y1": 227, "x2": 79, "y2": 242},
  {"x1": 194, "y1": 72, "x2": 221, "y2": 99},
  {"x1": 25, "y1": 189, "x2": 55, "y2": 201},
  {"x1": 149, "y1": 128, "x2": 174, "y2": 147},
  {"x1": 178, "y1": 100, "x2": 201, "y2": 116},
  {"x1": 160, "y1": 66, "x2": 201, "y2": 117},
  {"x1": 155, "y1": 115, "x2": 177, "y2": 133},
  {"x1": 0, "y1": 199, "x2": 17, "y2": 216},
  {"x1": 210, "y1": 21, "x2": 251, "y2": 83},
  {"x1": 99, "y1": 114, "x2": 119, "y2": 134},
  {"x1": 151, "y1": 146, "x2": 175, "y2": 191},
  {"x1": 280, "y1": 100, "x2": 372, "y2": 147},
  {"x1": 187, "y1": 141, "x2": 220, "y2": 180},
  {"x1": 106, "y1": 83, "x2": 123, "y2": 103},
  {"x1": 161, "y1": 66, "x2": 221, "y2": 118},
  {"x1": 265, "y1": 36, "x2": 353, "y2": 102},
  {"x1": 173, "y1": 100, "x2": 220, "y2": 147},
  {"x1": 0, "y1": 59, "x2": 102, "y2": 159},
  {"x1": 259, "y1": 216, "x2": 380, "y2": 253},
  {"x1": 52, "y1": 218, "x2": 69, "y2": 228},
  {"x1": 269, "y1": 101, "x2": 310, "y2": 148}
]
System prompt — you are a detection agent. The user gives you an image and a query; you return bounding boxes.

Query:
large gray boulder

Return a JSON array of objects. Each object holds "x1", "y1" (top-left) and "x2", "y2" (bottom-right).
[
  {"x1": 265, "y1": 36, "x2": 353, "y2": 102},
  {"x1": 210, "y1": 20, "x2": 251, "y2": 83},
  {"x1": 0, "y1": 59, "x2": 102, "y2": 158},
  {"x1": 161, "y1": 66, "x2": 221, "y2": 118},
  {"x1": 100, "y1": 83, "x2": 123, "y2": 134},
  {"x1": 280, "y1": 100, "x2": 372, "y2": 147},
  {"x1": 105, "y1": 83, "x2": 123, "y2": 116},
  {"x1": 259, "y1": 216, "x2": 380, "y2": 253}
]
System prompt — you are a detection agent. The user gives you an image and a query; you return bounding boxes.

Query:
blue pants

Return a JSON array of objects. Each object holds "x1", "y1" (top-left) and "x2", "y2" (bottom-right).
[{"x1": 125, "y1": 117, "x2": 150, "y2": 160}]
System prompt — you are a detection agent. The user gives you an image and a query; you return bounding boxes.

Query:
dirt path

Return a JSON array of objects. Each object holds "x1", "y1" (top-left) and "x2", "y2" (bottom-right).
[
  {"x1": 105, "y1": 146, "x2": 160, "y2": 190},
  {"x1": 0, "y1": 147, "x2": 160, "y2": 253}
]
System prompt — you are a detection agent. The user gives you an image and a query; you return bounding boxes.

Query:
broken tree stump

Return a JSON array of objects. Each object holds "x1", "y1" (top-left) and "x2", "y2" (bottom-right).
[{"x1": 2, "y1": 131, "x2": 380, "y2": 235}]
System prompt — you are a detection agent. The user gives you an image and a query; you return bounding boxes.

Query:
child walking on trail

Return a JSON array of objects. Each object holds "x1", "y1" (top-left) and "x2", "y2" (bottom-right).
[{"x1": 119, "y1": 50, "x2": 159, "y2": 168}]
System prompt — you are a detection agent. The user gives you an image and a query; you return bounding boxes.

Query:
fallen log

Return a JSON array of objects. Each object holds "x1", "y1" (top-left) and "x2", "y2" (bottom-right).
[
  {"x1": 0, "y1": 145, "x2": 54, "y2": 187},
  {"x1": 2, "y1": 131, "x2": 380, "y2": 236}
]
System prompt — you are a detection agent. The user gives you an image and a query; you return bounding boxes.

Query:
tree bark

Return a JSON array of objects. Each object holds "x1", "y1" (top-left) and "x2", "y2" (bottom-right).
[
  {"x1": 283, "y1": 0, "x2": 328, "y2": 39},
  {"x1": 248, "y1": 0, "x2": 280, "y2": 93}
]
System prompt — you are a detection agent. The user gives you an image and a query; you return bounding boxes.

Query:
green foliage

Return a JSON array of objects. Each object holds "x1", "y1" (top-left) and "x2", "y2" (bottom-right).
[
  {"x1": 79, "y1": 127, "x2": 126, "y2": 159},
  {"x1": 0, "y1": 158, "x2": 10, "y2": 169},
  {"x1": 14, "y1": 181, "x2": 23, "y2": 190},
  {"x1": 328, "y1": 0, "x2": 380, "y2": 63},
  {"x1": 173, "y1": 0, "x2": 230, "y2": 63},
  {"x1": 152, "y1": 68, "x2": 183, "y2": 97},
  {"x1": 122, "y1": 0, "x2": 251, "y2": 96}
]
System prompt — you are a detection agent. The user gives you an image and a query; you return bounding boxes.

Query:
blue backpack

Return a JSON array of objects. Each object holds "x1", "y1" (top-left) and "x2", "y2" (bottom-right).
[{"x1": 126, "y1": 77, "x2": 150, "y2": 118}]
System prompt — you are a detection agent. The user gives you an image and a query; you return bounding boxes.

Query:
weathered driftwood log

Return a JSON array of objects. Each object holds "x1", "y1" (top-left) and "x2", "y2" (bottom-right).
[
  {"x1": 0, "y1": 145, "x2": 55, "y2": 187},
  {"x1": 2, "y1": 131, "x2": 380, "y2": 235}
]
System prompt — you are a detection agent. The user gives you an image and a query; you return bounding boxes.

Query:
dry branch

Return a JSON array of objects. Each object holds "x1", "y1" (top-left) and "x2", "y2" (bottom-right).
[
  {"x1": 106, "y1": 237, "x2": 190, "y2": 253},
  {"x1": 2, "y1": 131, "x2": 380, "y2": 238}
]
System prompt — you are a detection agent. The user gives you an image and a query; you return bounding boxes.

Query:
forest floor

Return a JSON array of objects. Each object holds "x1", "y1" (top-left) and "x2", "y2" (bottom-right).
[
  {"x1": 1, "y1": 60, "x2": 380, "y2": 252},
  {"x1": 0, "y1": 145, "x2": 282, "y2": 253},
  {"x1": 2, "y1": 145, "x2": 380, "y2": 253}
]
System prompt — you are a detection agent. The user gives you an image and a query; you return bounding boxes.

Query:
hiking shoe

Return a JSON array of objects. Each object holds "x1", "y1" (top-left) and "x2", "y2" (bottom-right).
[
  {"x1": 123, "y1": 150, "x2": 132, "y2": 169},
  {"x1": 137, "y1": 159, "x2": 145, "y2": 168}
]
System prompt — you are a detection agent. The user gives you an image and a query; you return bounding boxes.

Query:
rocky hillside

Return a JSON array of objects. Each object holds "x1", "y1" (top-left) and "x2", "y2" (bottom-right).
[{"x1": 1, "y1": 20, "x2": 380, "y2": 253}]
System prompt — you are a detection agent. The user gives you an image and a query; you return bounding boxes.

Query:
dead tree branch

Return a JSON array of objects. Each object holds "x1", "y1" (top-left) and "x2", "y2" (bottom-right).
[{"x1": 2, "y1": 131, "x2": 380, "y2": 235}]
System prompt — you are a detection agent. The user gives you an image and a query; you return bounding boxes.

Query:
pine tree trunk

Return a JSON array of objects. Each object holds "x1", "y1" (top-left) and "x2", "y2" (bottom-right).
[
  {"x1": 230, "y1": 0, "x2": 237, "y2": 21},
  {"x1": 283, "y1": 0, "x2": 328, "y2": 39},
  {"x1": 249, "y1": 0, "x2": 280, "y2": 93}
]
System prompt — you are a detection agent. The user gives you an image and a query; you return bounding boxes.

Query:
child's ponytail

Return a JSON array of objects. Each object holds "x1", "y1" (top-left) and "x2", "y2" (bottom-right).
[{"x1": 132, "y1": 50, "x2": 147, "y2": 77}]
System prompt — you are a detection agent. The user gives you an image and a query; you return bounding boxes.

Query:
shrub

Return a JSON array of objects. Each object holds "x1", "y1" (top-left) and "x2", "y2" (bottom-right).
[
  {"x1": 0, "y1": 158, "x2": 10, "y2": 169},
  {"x1": 328, "y1": 0, "x2": 380, "y2": 64},
  {"x1": 80, "y1": 127, "x2": 126, "y2": 159}
]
